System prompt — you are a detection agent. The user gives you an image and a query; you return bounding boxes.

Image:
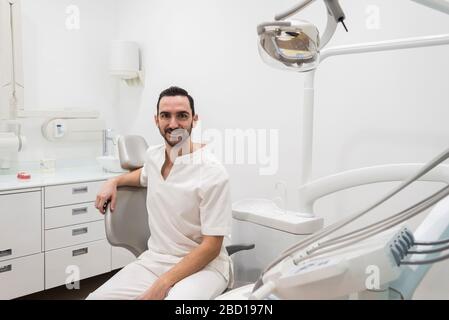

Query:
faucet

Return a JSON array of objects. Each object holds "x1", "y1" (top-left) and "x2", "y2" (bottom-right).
[{"x1": 102, "y1": 129, "x2": 115, "y2": 156}]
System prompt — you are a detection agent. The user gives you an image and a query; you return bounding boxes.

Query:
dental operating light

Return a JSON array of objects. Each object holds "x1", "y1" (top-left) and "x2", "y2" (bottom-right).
[
  {"x1": 257, "y1": 0, "x2": 347, "y2": 72},
  {"x1": 247, "y1": 0, "x2": 449, "y2": 299}
]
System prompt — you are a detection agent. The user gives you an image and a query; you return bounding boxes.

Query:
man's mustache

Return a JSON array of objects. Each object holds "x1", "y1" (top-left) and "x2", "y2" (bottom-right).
[{"x1": 165, "y1": 128, "x2": 189, "y2": 141}]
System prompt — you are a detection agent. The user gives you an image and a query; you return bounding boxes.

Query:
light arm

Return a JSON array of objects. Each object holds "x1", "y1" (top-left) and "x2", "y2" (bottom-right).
[
  {"x1": 411, "y1": 0, "x2": 449, "y2": 14},
  {"x1": 274, "y1": 0, "x2": 316, "y2": 21},
  {"x1": 270, "y1": 0, "x2": 346, "y2": 49},
  {"x1": 275, "y1": 0, "x2": 345, "y2": 23}
]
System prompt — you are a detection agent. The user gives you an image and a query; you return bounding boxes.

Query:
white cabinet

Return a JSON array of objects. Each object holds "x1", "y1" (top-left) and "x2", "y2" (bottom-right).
[
  {"x1": 43, "y1": 180, "x2": 111, "y2": 289},
  {"x1": 44, "y1": 181, "x2": 104, "y2": 208},
  {"x1": 45, "y1": 202, "x2": 101, "y2": 229},
  {"x1": 0, "y1": 253, "x2": 44, "y2": 299},
  {"x1": 0, "y1": 191, "x2": 41, "y2": 262},
  {"x1": 0, "y1": 190, "x2": 44, "y2": 299},
  {"x1": 0, "y1": 176, "x2": 129, "y2": 299},
  {"x1": 45, "y1": 240, "x2": 111, "y2": 289},
  {"x1": 45, "y1": 220, "x2": 106, "y2": 251}
]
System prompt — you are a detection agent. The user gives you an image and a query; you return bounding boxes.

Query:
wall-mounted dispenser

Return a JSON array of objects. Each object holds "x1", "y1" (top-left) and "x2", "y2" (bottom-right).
[
  {"x1": 41, "y1": 118, "x2": 105, "y2": 142},
  {"x1": 110, "y1": 40, "x2": 144, "y2": 87}
]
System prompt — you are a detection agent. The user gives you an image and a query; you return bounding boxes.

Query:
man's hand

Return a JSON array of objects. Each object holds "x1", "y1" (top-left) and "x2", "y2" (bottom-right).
[
  {"x1": 95, "y1": 179, "x2": 118, "y2": 214},
  {"x1": 136, "y1": 277, "x2": 173, "y2": 300}
]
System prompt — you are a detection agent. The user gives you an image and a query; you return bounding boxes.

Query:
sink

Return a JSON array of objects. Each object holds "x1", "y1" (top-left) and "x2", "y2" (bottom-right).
[{"x1": 96, "y1": 156, "x2": 127, "y2": 173}]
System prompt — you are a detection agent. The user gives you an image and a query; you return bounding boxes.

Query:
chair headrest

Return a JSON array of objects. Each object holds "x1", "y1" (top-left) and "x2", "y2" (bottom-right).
[{"x1": 117, "y1": 135, "x2": 149, "y2": 170}]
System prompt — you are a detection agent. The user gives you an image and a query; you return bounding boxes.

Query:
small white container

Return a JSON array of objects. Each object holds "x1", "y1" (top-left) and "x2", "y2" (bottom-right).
[{"x1": 40, "y1": 158, "x2": 56, "y2": 174}]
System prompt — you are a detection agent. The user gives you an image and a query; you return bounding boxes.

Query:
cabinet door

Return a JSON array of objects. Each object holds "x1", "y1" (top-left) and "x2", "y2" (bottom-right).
[
  {"x1": 0, "y1": 191, "x2": 41, "y2": 262},
  {"x1": 0, "y1": 253, "x2": 44, "y2": 300},
  {"x1": 0, "y1": 253, "x2": 44, "y2": 299}
]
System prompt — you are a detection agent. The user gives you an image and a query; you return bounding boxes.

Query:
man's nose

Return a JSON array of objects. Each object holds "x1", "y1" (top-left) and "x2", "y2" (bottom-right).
[{"x1": 168, "y1": 116, "x2": 179, "y2": 129}]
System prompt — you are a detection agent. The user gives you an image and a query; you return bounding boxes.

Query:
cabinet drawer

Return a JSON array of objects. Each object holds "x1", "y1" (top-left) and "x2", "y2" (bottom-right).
[
  {"x1": 45, "y1": 202, "x2": 103, "y2": 229},
  {"x1": 44, "y1": 181, "x2": 105, "y2": 208},
  {"x1": 45, "y1": 220, "x2": 106, "y2": 251},
  {"x1": 0, "y1": 253, "x2": 44, "y2": 299},
  {"x1": 0, "y1": 191, "x2": 41, "y2": 262},
  {"x1": 45, "y1": 240, "x2": 111, "y2": 289}
]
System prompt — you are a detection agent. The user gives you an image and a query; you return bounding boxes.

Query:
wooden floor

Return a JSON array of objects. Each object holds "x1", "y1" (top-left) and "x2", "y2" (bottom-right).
[{"x1": 17, "y1": 270, "x2": 120, "y2": 300}]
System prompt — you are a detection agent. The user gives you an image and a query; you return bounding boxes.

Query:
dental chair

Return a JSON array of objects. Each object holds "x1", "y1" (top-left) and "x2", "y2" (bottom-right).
[{"x1": 103, "y1": 135, "x2": 255, "y2": 283}]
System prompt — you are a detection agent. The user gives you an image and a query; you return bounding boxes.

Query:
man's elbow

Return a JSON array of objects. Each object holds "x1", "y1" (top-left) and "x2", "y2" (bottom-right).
[
  {"x1": 202, "y1": 236, "x2": 223, "y2": 259},
  {"x1": 210, "y1": 245, "x2": 222, "y2": 258}
]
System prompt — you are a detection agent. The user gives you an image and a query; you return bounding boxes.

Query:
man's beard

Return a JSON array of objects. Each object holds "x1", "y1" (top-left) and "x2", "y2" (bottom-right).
[{"x1": 159, "y1": 127, "x2": 192, "y2": 147}]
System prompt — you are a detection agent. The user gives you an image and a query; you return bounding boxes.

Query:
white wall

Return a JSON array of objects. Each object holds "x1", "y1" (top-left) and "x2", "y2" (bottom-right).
[
  {"x1": 13, "y1": 0, "x2": 118, "y2": 169},
  {"x1": 114, "y1": 0, "x2": 449, "y2": 298},
  {"x1": 6, "y1": 0, "x2": 449, "y2": 298}
]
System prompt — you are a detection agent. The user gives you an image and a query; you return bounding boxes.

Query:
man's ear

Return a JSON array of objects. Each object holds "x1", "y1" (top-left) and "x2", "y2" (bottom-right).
[
  {"x1": 154, "y1": 114, "x2": 158, "y2": 126},
  {"x1": 192, "y1": 114, "x2": 199, "y2": 128}
]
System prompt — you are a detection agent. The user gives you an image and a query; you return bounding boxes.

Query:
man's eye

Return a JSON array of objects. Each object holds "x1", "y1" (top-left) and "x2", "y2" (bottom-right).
[
  {"x1": 160, "y1": 114, "x2": 169, "y2": 119},
  {"x1": 177, "y1": 114, "x2": 189, "y2": 120}
]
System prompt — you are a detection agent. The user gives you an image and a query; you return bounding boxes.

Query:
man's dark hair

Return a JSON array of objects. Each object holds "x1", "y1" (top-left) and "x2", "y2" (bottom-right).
[{"x1": 157, "y1": 86, "x2": 195, "y2": 115}]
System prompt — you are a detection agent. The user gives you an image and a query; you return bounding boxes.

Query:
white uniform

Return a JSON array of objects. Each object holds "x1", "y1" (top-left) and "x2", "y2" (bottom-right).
[{"x1": 87, "y1": 144, "x2": 233, "y2": 300}]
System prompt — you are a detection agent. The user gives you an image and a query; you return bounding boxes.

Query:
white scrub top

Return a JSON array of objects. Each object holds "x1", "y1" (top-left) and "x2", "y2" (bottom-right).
[{"x1": 139, "y1": 144, "x2": 233, "y2": 287}]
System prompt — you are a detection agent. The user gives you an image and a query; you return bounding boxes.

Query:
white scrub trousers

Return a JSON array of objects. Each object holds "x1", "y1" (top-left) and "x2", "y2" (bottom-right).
[{"x1": 86, "y1": 258, "x2": 228, "y2": 300}]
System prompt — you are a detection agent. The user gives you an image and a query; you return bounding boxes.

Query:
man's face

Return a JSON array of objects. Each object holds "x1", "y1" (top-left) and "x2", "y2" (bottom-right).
[{"x1": 154, "y1": 95, "x2": 198, "y2": 147}]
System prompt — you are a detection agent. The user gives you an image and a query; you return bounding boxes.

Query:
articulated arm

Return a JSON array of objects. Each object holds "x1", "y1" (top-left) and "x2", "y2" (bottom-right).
[{"x1": 411, "y1": 0, "x2": 449, "y2": 14}]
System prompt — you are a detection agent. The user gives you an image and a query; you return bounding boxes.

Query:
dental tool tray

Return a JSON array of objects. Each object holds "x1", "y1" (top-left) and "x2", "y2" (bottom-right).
[{"x1": 232, "y1": 198, "x2": 323, "y2": 235}]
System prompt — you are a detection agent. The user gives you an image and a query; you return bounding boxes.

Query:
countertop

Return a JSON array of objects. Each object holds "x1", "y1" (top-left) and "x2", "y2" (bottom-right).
[{"x1": 0, "y1": 166, "x2": 122, "y2": 192}]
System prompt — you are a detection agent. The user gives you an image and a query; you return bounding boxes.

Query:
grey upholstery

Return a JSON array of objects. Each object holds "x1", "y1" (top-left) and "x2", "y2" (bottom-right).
[
  {"x1": 104, "y1": 189, "x2": 254, "y2": 258},
  {"x1": 104, "y1": 135, "x2": 255, "y2": 261},
  {"x1": 105, "y1": 187, "x2": 150, "y2": 257},
  {"x1": 117, "y1": 135, "x2": 149, "y2": 170}
]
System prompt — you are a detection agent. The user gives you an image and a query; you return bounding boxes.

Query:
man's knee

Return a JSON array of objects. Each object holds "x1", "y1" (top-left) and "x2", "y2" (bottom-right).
[
  {"x1": 85, "y1": 287, "x2": 123, "y2": 300},
  {"x1": 85, "y1": 291, "x2": 103, "y2": 300},
  {"x1": 85, "y1": 289, "x2": 133, "y2": 300},
  {"x1": 165, "y1": 289, "x2": 223, "y2": 300},
  {"x1": 165, "y1": 281, "x2": 226, "y2": 300}
]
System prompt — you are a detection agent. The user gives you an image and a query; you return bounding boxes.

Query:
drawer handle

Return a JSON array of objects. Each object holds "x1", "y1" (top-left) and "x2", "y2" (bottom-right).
[
  {"x1": 72, "y1": 207, "x2": 88, "y2": 215},
  {"x1": 72, "y1": 247, "x2": 88, "y2": 256},
  {"x1": 0, "y1": 264, "x2": 12, "y2": 273},
  {"x1": 72, "y1": 186, "x2": 88, "y2": 194},
  {"x1": 0, "y1": 249, "x2": 12, "y2": 258},
  {"x1": 72, "y1": 227, "x2": 88, "y2": 236}
]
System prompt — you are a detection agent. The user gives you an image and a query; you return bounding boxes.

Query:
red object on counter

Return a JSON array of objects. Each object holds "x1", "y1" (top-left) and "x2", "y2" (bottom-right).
[{"x1": 17, "y1": 172, "x2": 31, "y2": 180}]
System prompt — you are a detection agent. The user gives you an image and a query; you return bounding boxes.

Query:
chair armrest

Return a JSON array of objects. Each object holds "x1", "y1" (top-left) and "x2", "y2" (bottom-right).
[{"x1": 226, "y1": 244, "x2": 255, "y2": 256}]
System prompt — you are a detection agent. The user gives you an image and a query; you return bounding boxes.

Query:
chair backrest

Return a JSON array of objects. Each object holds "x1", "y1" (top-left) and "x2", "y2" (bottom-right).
[
  {"x1": 117, "y1": 135, "x2": 148, "y2": 170},
  {"x1": 105, "y1": 135, "x2": 151, "y2": 257},
  {"x1": 105, "y1": 187, "x2": 151, "y2": 257}
]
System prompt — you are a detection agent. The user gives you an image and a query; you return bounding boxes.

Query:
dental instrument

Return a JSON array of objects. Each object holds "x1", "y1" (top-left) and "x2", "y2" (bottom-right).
[{"x1": 220, "y1": 0, "x2": 449, "y2": 300}]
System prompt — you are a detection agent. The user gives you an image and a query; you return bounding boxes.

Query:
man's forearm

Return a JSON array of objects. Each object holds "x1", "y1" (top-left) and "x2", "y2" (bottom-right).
[
  {"x1": 161, "y1": 241, "x2": 221, "y2": 287},
  {"x1": 112, "y1": 168, "x2": 143, "y2": 187}
]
